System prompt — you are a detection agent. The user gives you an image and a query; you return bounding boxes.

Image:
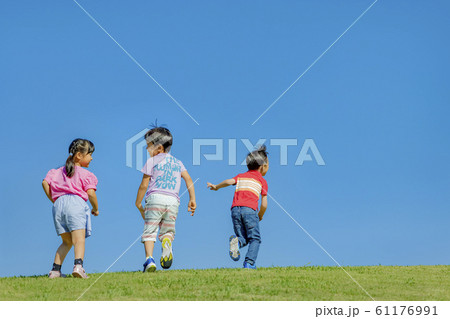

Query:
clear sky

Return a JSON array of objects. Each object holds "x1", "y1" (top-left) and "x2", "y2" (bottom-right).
[{"x1": 1, "y1": 0, "x2": 449, "y2": 277}]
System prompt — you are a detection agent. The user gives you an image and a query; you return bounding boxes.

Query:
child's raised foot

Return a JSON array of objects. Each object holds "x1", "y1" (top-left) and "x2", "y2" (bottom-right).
[
  {"x1": 143, "y1": 257, "x2": 157, "y2": 272},
  {"x1": 72, "y1": 265, "x2": 89, "y2": 279},
  {"x1": 229, "y1": 235, "x2": 240, "y2": 261},
  {"x1": 160, "y1": 238, "x2": 173, "y2": 269}
]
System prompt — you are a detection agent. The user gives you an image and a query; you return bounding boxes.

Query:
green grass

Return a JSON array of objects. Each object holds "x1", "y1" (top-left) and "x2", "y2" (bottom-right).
[{"x1": 1, "y1": 266, "x2": 448, "y2": 301}]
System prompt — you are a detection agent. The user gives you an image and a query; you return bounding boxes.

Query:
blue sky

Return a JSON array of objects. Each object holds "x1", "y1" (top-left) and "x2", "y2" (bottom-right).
[{"x1": 1, "y1": 0, "x2": 449, "y2": 278}]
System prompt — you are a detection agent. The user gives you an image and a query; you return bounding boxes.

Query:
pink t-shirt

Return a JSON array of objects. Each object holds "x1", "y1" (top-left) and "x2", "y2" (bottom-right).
[{"x1": 44, "y1": 166, "x2": 98, "y2": 202}]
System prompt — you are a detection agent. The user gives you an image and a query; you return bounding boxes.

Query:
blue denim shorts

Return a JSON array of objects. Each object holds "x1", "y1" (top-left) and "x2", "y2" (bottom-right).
[{"x1": 52, "y1": 194, "x2": 91, "y2": 237}]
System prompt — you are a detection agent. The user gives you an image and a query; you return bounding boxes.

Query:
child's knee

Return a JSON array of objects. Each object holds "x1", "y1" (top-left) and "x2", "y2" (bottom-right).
[
  {"x1": 249, "y1": 238, "x2": 261, "y2": 244},
  {"x1": 61, "y1": 233, "x2": 73, "y2": 246},
  {"x1": 247, "y1": 232, "x2": 261, "y2": 243},
  {"x1": 63, "y1": 238, "x2": 73, "y2": 247},
  {"x1": 71, "y1": 233, "x2": 85, "y2": 245}
]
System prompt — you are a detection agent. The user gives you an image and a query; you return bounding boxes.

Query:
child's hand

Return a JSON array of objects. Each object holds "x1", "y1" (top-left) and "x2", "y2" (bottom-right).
[
  {"x1": 92, "y1": 209, "x2": 99, "y2": 216},
  {"x1": 207, "y1": 182, "x2": 218, "y2": 191},
  {"x1": 188, "y1": 199, "x2": 196, "y2": 216}
]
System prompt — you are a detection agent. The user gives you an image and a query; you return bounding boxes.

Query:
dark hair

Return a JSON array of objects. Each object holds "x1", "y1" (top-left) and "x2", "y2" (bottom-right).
[
  {"x1": 144, "y1": 125, "x2": 173, "y2": 152},
  {"x1": 65, "y1": 139, "x2": 95, "y2": 177},
  {"x1": 246, "y1": 144, "x2": 269, "y2": 170}
]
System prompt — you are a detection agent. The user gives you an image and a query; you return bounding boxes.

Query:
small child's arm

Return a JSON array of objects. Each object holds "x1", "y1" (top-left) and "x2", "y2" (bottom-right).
[
  {"x1": 136, "y1": 174, "x2": 150, "y2": 220},
  {"x1": 42, "y1": 180, "x2": 54, "y2": 203},
  {"x1": 87, "y1": 189, "x2": 99, "y2": 216},
  {"x1": 258, "y1": 195, "x2": 267, "y2": 221},
  {"x1": 207, "y1": 179, "x2": 236, "y2": 191},
  {"x1": 181, "y1": 170, "x2": 196, "y2": 216}
]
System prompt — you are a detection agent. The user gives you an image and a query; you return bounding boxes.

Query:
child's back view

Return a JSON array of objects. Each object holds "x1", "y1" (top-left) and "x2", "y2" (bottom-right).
[
  {"x1": 207, "y1": 145, "x2": 269, "y2": 269},
  {"x1": 42, "y1": 138, "x2": 99, "y2": 279},
  {"x1": 135, "y1": 126, "x2": 196, "y2": 272}
]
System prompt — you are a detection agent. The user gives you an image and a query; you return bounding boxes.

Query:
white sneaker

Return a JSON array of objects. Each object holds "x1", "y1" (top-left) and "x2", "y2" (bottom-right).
[
  {"x1": 229, "y1": 235, "x2": 240, "y2": 261},
  {"x1": 72, "y1": 265, "x2": 89, "y2": 279}
]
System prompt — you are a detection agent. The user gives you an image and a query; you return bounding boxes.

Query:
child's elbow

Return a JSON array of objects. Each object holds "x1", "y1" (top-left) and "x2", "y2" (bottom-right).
[{"x1": 86, "y1": 189, "x2": 96, "y2": 197}]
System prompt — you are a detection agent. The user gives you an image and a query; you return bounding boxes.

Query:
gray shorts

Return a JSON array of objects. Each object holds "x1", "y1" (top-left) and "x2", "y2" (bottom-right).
[{"x1": 52, "y1": 194, "x2": 91, "y2": 238}]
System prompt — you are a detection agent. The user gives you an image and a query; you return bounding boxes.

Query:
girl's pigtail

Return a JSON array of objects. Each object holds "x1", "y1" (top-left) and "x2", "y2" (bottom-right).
[
  {"x1": 65, "y1": 139, "x2": 79, "y2": 178},
  {"x1": 65, "y1": 154, "x2": 75, "y2": 177}
]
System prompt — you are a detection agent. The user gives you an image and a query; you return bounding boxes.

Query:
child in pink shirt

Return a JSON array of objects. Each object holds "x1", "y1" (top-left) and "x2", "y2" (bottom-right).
[{"x1": 42, "y1": 138, "x2": 99, "y2": 279}]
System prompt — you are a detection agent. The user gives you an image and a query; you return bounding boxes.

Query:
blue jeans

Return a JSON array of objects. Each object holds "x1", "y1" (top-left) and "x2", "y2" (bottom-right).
[{"x1": 231, "y1": 206, "x2": 261, "y2": 265}]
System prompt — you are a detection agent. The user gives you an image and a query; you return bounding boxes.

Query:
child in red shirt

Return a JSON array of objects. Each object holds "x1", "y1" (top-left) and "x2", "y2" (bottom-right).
[{"x1": 207, "y1": 145, "x2": 269, "y2": 269}]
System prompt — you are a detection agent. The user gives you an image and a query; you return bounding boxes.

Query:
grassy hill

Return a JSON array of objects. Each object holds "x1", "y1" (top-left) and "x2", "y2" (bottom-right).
[{"x1": 1, "y1": 265, "x2": 448, "y2": 301}]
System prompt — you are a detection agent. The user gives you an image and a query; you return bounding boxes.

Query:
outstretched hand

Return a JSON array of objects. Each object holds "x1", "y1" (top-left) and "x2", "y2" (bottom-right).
[{"x1": 207, "y1": 182, "x2": 218, "y2": 191}]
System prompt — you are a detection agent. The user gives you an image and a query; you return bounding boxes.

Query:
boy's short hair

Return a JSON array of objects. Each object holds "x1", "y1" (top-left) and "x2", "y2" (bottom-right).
[
  {"x1": 246, "y1": 145, "x2": 268, "y2": 170},
  {"x1": 145, "y1": 126, "x2": 173, "y2": 152}
]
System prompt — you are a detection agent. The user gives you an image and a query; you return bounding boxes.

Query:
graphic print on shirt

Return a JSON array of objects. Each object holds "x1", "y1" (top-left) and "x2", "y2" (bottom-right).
[
  {"x1": 153, "y1": 156, "x2": 182, "y2": 191},
  {"x1": 235, "y1": 178, "x2": 262, "y2": 197}
]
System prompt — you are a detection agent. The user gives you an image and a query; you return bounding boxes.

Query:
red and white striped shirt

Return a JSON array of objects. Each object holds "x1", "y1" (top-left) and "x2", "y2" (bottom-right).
[{"x1": 231, "y1": 170, "x2": 268, "y2": 211}]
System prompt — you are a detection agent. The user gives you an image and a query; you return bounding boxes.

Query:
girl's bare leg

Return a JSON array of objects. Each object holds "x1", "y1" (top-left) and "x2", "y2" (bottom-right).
[
  {"x1": 54, "y1": 232, "x2": 73, "y2": 265},
  {"x1": 71, "y1": 229, "x2": 86, "y2": 260}
]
